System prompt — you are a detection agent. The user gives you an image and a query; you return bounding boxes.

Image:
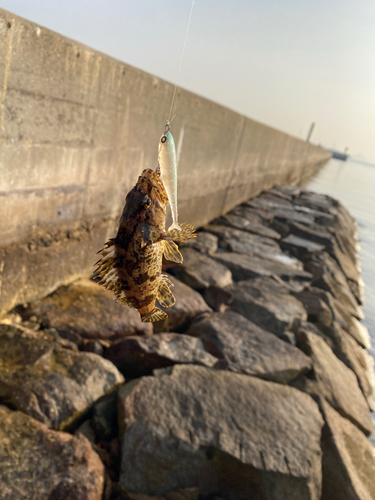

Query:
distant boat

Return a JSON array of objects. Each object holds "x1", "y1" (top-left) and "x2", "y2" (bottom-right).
[{"x1": 324, "y1": 148, "x2": 348, "y2": 161}]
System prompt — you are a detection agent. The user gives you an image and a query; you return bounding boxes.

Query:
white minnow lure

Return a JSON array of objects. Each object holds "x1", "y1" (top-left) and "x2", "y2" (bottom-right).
[{"x1": 158, "y1": 122, "x2": 181, "y2": 231}]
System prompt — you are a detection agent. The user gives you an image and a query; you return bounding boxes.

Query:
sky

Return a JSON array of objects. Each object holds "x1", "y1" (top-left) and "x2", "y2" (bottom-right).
[{"x1": 2, "y1": 0, "x2": 375, "y2": 163}]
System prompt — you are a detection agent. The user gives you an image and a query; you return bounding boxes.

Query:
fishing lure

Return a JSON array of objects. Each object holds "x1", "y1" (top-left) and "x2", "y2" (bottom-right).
[{"x1": 158, "y1": 122, "x2": 181, "y2": 231}]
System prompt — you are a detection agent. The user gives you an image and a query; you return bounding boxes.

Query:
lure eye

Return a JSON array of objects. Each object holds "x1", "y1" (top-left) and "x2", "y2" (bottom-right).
[
  {"x1": 161, "y1": 136, "x2": 167, "y2": 144},
  {"x1": 144, "y1": 197, "x2": 152, "y2": 209}
]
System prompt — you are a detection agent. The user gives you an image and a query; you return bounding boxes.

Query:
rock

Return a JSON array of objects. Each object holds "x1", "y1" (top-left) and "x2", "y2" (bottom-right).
[
  {"x1": 305, "y1": 252, "x2": 362, "y2": 320},
  {"x1": 294, "y1": 289, "x2": 334, "y2": 326},
  {"x1": 204, "y1": 225, "x2": 281, "y2": 257},
  {"x1": 169, "y1": 248, "x2": 232, "y2": 290},
  {"x1": 346, "y1": 317, "x2": 371, "y2": 349},
  {"x1": 319, "y1": 399, "x2": 375, "y2": 500},
  {"x1": 330, "y1": 239, "x2": 360, "y2": 284},
  {"x1": 214, "y1": 251, "x2": 311, "y2": 292},
  {"x1": 272, "y1": 206, "x2": 315, "y2": 225},
  {"x1": 280, "y1": 234, "x2": 325, "y2": 259},
  {"x1": 118, "y1": 365, "x2": 323, "y2": 498},
  {"x1": 274, "y1": 185, "x2": 301, "y2": 198},
  {"x1": 202, "y1": 286, "x2": 233, "y2": 313},
  {"x1": 18, "y1": 279, "x2": 152, "y2": 342},
  {"x1": 158, "y1": 275, "x2": 212, "y2": 332},
  {"x1": 180, "y1": 232, "x2": 218, "y2": 255},
  {"x1": 258, "y1": 192, "x2": 293, "y2": 206},
  {"x1": 211, "y1": 213, "x2": 281, "y2": 239},
  {"x1": 296, "y1": 329, "x2": 373, "y2": 435},
  {"x1": 230, "y1": 205, "x2": 265, "y2": 223},
  {"x1": 0, "y1": 405, "x2": 104, "y2": 499},
  {"x1": 0, "y1": 323, "x2": 124, "y2": 429},
  {"x1": 81, "y1": 339, "x2": 105, "y2": 356},
  {"x1": 186, "y1": 311, "x2": 312, "y2": 383},
  {"x1": 228, "y1": 277, "x2": 307, "y2": 336},
  {"x1": 105, "y1": 333, "x2": 218, "y2": 378},
  {"x1": 92, "y1": 391, "x2": 119, "y2": 441},
  {"x1": 318, "y1": 322, "x2": 375, "y2": 410},
  {"x1": 75, "y1": 419, "x2": 96, "y2": 443}
]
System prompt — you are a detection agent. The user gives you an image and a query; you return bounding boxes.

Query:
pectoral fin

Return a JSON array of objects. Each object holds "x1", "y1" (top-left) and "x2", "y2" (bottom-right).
[
  {"x1": 141, "y1": 307, "x2": 168, "y2": 322},
  {"x1": 157, "y1": 278, "x2": 175, "y2": 308},
  {"x1": 167, "y1": 223, "x2": 196, "y2": 243},
  {"x1": 163, "y1": 240, "x2": 183, "y2": 263}
]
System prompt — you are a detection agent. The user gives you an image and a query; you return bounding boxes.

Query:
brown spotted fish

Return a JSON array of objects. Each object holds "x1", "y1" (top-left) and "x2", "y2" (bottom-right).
[{"x1": 93, "y1": 168, "x2": 196, "y2": 322}]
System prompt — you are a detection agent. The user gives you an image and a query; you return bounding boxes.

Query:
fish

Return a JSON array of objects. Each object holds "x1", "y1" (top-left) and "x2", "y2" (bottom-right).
[
  {"x1": 158, "y1": 122, "x2": 181, "y2": 231},
  {"x1": 93, "y1": 168, "x2": 196, "y2": 322}
]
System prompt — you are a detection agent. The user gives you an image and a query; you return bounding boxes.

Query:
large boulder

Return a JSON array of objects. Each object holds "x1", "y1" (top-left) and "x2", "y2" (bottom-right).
[
  {"x1": 17, "y1": 279, "x2": 152, "y2": 343},
  {"x1": 170, "y1": 248, "x2": 233, "y2": 290},
  {"x1": 180, "y1": 231, "x2": 219, "y2": 255},
  {"x1": 158, "y1": 275, "x2": 212, "y2": 332},
  {"x1": 118, "y1": 365, "x2": 323, "y2": 499},
  {"x1": 320, "y1": 399, "x2": 375, "y2": 500},
  {"x1": 214, "y1": 252, "x2": 311, "y2": 292},
  {"x1": 0, "y1": 323, "x2": 124, "y2": 429},
  {"x1": 204, "y1": 225, "x2": 281, "y2": 258},
  {"x1": 0, "y1": 405, "x2": 104, "y2": 499},
  {"x1": 186, "y1": 311, "x2": 312, "y2": 383},
  {"x1": 105, "y1": 333, "x2": 218, "y2": 378},
  {"x1": 295, "y1": 329, "x2": 373, "y2": 436},
  {"x1": 211, "y1": 213, "x2": 281, "y2": 239},
  {"x1": 228, "y1": 277, "x2": 307, "y2": 336}
]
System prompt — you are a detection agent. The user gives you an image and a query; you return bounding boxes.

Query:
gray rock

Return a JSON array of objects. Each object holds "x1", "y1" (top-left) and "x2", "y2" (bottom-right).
[
  {"x1": 0, "y1": 405, "x2": 104, "y2": 499},
  {"x1": 258, "y1": 192, "x2": 293, "y2": 206},
  {"x1": 296, "y1": 329, "x2": 373, "y2": 435},
  {"x1": 273, "y1": 206, "x2": 315, "y2": 225},
  {"x1": 228, "y1": 277, "x2": 307, "y2": 336},
  {"x1": 212, "y1": 213, "x2": 281, "y2": 239},
  {"x1": 181, "y1": 231, "x2": 218, "y2": 255},
  {"x1": 19, "y1": 279, "x2": 152, "y2": 342},
  {"x1": 214, "y1": 251, "x2": 311, "y2": 292},
  {"x1": 202, "y1": 286, "x2": 233, "y2": 313},
  {"x1": 319, "y1": 399, "x2": 375, "y2": 500},
  {"x1": 305, "y1": 252, "x2": 362, "y2": 320},
  {"x1": 91, "y1": 391, "x2": 118, "y2": 441},
  {"x1": 230, "y1": 205, "x2": 266, "y2": 223},
  {"x1": 280, "y1": 234, "x2": 325, "y2": 259},
  {"x1": 274, "y1": 185, "x2": 301, "y2": 198},
  {"x1": 105, "y1": 333, "x2": 218, "y2": 378},
  {"x1": 346, "y1": 317, "x2": 371, "y2": 349},
  {"x1": 186, "y1": 311, "x2": 312, "y2": 383},
  {"x1": 118, "y1": 365, "x2": 323, "y2": 498},
  {"x1": 159, "y1": 275, "x2": 212, "y2": 332},
  {"x1": 319, "y1": 322, "x2": 375, "y2": 410},
  {"x1": 204, "y1": 225, "x2": 281, "y2": 257},
  {"x1": 0, "y1": 323, "x2": 124, "y2": 430},
  {"x1": 170, "y1": 248, "x2": 233, "y2": 290},
  {"x1": 294, "y1": 289, "x2": 334, "y2": 326}
]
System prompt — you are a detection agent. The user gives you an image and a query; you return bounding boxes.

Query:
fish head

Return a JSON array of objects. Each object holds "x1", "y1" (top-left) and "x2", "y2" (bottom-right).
[{"x1": 123, "y1": 168, "x2": 168, "y2": 226}]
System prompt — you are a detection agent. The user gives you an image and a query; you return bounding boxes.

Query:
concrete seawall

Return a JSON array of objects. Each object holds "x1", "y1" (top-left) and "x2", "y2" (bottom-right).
[{"x1": 0, "y1": 8, "x2": 331, "y2": 315}]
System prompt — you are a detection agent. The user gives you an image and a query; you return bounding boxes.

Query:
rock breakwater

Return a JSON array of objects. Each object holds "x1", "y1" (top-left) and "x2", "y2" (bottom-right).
[{"x1": 0, "y1": 185, "x2": 374, "y2": 500}]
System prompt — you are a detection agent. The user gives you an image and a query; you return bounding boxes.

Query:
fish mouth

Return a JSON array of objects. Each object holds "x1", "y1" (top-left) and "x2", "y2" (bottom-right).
[{"x1": 138, "y1": 169, "x2": 168, "y2": 205}]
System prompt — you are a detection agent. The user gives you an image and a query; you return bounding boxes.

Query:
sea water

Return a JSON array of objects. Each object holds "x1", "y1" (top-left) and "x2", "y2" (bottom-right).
[{"x1": 306, "y1": 158, "x2": 375, "y2": 359}]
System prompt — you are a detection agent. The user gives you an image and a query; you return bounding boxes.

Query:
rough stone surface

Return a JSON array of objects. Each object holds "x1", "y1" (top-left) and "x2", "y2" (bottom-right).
[
  {"x1": 105, "y1": 333, "x2": 218, "y2": 378},
  {"x1": 180, "y1": 232, "x2": 219, "y2": 255},
  {"x1": 228, "y1": 277, "x2": 307, "y2": 336},
  {"x1": 18, "y1": 279, "x2": 152, "y2": 342},
  {"x1": 211, "y1": 213, "x2": 281, "y2": 239},
  {"x1": 214, "y1": 251, "x2": 311, "y2": 291},
  {"x1": 319, "y1": 399, "x2": 375, "y2": 500},
  {"x1": 319, "y1": 322, "x2": 375, "y2": 410},
  {"x1": 0, "y1": 323, "x2": 124, "y2": 429},
  {"x1": 170, "y1": 248, "x2": 233, "y2": 290},
  {"x1": 119, "y1": 365, "x2": 323, "y2": 498},
  {"x1": 204, "y1": 225, "x2": 282, "y2": 258},
  {"x1": 280, "y1": 235, "x2": 325, "y2": 259},
  {"x1": 158, "y1": 275, "x2": 212, "y2": 332},
  {"x1": 0, "y1": 405, "x2": 104, "y2": 500},
  {"x1": 295, "y1": 330, "x2": 373, "y2": 435},
  {"x1": 186, "y1": 311, "x2": 312, "y2": 383}
]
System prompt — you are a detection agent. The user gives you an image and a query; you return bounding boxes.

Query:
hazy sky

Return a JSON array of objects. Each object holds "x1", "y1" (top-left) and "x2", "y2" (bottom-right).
[{"x1": 3, "y1": 0, "x2": 375, "y2": 162}]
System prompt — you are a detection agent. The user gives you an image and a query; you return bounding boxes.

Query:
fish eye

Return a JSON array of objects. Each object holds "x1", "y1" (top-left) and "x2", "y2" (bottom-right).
[
  {"x1": 144, "y1": 197, "x2": 152, "y2": 208},
  {"x1": 161, "y1": 136, "x2": 167, "y2": 144}
]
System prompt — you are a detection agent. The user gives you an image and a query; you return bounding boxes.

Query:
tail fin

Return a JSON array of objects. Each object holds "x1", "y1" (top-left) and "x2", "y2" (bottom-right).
[{"x1": 141, "y1": 307, "x2": 168, "y2": 323}]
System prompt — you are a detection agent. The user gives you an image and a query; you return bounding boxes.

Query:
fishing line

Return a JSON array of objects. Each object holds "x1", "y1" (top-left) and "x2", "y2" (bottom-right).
[{"x1": 168, "y1": 0, "x2": 195, "y2": 122}]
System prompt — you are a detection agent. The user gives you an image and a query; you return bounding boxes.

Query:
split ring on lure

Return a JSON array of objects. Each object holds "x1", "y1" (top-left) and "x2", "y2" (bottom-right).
[{"x1": 158, "y1": 121, "x2": 181, "y2": 231}]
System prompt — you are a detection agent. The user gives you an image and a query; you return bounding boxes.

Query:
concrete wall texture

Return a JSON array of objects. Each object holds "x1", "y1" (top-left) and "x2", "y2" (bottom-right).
[{"x1": 0, "y1": 8, "x2": 331, "y2": 315}]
